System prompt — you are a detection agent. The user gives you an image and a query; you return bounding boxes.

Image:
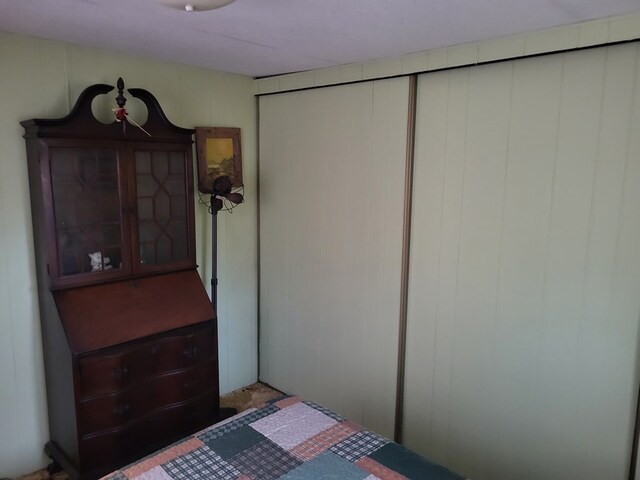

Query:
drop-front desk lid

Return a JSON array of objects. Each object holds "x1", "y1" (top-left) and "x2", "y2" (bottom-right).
[{"x1": 53, "y1": 270, "x2": 215, "y2": 354}]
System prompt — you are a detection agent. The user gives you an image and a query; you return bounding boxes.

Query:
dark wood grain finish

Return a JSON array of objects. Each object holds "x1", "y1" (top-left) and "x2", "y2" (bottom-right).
[
  {"x1": 77, "y1": 323, "x2": 216, "y2": 397},
  {"x1": 69, "y1": 320, "x2": 220, "y2": 478},
  {"x1": 54, "y1": 270, "x2": 214, "y2": 353},
  {"x1": 36, "y1": 140, "x2": 197, "y2": 290},
  {"x1": 23, "y1": 79, "x2": 222, "y2": 479},
  {"x1": 22, "y1": 82, "x2": 197, "y2": 290},
  {"x1": 78, "y1": 389, "x2": 218, "y2": 472},
  {"x1": 21, "y1": 81, "x2": 195, "y2": 143},
  {"x1": 77, "y1": 359, "x2": 216, "y2": 433}
]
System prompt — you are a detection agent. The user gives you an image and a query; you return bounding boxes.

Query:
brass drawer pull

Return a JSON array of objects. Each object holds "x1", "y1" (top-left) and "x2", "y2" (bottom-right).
[{"x1": 183, "y1": 345, "x2": 198, "y2": 360}]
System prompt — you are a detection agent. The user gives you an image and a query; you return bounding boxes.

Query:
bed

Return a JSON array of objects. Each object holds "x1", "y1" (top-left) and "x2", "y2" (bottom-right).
[{"x1": 101, "y1": 395, "x2": 464, "y2": 480}]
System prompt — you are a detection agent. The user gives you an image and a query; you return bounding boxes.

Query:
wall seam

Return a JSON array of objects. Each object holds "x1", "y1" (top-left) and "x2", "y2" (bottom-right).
[
  {"x1": 622, "y1": 43, "x2": 640, "y2": 480},
  {"x1": 394, "y1": 74, "x2": 417, "y2": 443},
  {"x1": 256, "y1": 94, "x2": 262, "y2": 381}
]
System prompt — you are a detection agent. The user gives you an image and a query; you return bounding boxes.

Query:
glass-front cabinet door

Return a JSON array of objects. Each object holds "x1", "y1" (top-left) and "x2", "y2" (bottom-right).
[
  {"x1": 24, "y1": 80, "x2": 198, "y2": 292},
  {"x1": 44, "y1": 143, "x2": 195, "y2": 288},
  {"x1": 133, "y1": 147, "x2": 193, "y2": 272},
  {"x1": 48, "y1": 146, "x2": 129, "y2": 286}
]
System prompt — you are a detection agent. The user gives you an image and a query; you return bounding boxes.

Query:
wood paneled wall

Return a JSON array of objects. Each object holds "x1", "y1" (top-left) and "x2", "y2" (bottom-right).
[
  {"x1": 259, "y1": 41, "x2": 640, "y2": 480},
  {"x1": 259, "y1": 78, "x2": 409, "y2": 438},
  {"x1": 405, "y1": 43, "x2": 640, "y2": 479}
]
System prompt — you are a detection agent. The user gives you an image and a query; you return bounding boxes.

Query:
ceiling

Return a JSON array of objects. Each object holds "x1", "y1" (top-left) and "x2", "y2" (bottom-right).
[{"x1": 0, "y1": 0, "x2": 638, "y2": 78}]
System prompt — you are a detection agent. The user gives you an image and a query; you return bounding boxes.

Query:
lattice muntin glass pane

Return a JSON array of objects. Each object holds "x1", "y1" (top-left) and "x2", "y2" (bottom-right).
[
  {"x1": 136, "y1": 151, "x2": 188, "y2": 265},
  {"x1": 50, "y1": 148, "x2": 123, "y2": 276}
]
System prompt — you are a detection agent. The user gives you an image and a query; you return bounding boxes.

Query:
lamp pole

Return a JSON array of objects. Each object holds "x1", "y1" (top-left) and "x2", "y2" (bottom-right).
[{"x1": 211, "y1": 211, "x2": 218, "y2": 310}]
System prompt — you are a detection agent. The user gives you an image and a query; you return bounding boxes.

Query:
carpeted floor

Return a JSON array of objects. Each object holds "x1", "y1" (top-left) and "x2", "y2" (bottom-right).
[
  {"x1": 16, "y1": 382, "x2": 283, "y2": 480},
  {"x1": 219, "y1": 381, "x2": 284, "y2": 413}
]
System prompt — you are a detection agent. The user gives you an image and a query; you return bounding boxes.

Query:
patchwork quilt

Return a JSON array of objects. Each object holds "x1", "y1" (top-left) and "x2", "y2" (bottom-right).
[{"x1": 101, "y1": 396, "x2": 464, "y2": 480}]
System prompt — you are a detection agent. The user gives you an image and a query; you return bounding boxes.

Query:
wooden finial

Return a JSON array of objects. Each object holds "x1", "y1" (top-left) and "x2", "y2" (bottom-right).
[{"x1": 116, "y1": 77, "x2": 127, "y2": 108}]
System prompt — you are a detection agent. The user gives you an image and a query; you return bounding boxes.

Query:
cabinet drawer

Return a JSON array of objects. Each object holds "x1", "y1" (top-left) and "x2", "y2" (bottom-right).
[
  {"x1": 77, "y1": 360, "x2": 216, "y2": 434},
  {"x1": 79, "y1": 390, "x2": 217, "y2": 472},
  {"x1": 78, "y1": 323, "x2": 215, "y2": 397}
]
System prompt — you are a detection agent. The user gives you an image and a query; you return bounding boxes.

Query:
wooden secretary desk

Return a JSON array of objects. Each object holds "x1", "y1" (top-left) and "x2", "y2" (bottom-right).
[{"x1": 22, "y1": 79, "x2": 223, "y2": 479}]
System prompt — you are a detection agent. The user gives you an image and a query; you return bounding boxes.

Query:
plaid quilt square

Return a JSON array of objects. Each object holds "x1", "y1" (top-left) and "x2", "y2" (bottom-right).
[
  {"x1": 123, "y1": 438, "x2": 204, "y2": 478},
  {"x1": 290, "y1": 421, "x2": 358, "y2": 460},
  {"x1": 368, "y1": 442, "x2": 465, "y2": 480},
  {"x1": 162, "y1": 445, "x2": 241, "y2": 480},
  {"x1": 279, "y1": 451, "x2": 371, "y2": 480},
  {"x1": 330, "y1": 431, "x2": 390, "y2": 462},
  {"x1": 227, "y1": 438, "x2": 303, "y2": 480},
  {"x1": 356, "y1": 457, "x2": 408, "y2": 480},
  {"x1": 250, "y1": 402, "x2": 338, "y2": 450},
  {"x1": 205, "y1": 424, "x2": 267, "y2": 459},
  {"x1": 131, "y1": 466, "x2": 173, "y2": 480}
]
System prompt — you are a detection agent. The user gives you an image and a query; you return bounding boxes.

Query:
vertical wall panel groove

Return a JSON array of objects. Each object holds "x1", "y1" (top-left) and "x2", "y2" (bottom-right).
[{"x1": 394, "y1": 74, "x2": 418, "y2": 443}]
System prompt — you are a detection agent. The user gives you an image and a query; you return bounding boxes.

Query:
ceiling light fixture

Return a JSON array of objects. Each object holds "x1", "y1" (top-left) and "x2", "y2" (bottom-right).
[{"x1": 152, "y1": 0, "x2": 236, "y2": 12}]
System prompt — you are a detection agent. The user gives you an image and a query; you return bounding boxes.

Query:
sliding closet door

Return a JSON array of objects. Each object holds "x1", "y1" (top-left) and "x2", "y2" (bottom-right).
[
  {"x1": 405, "y1": 43, "x2": 640, "y2": 479},
  {"x1": 259, "y1": 78, "x2": 409, "y2": 437}
]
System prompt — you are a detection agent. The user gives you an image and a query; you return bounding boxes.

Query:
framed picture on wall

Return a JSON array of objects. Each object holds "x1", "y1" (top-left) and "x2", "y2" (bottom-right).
[{"x1": 195, "y1": 127, "x2": 243, "y2": 194}]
